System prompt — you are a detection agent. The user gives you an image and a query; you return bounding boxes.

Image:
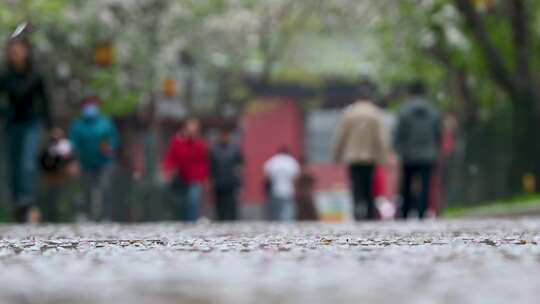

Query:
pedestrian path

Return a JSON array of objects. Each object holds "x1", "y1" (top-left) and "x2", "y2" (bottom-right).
[{"x1": 0, "y1": 220, "x2": 539, "y2": 304}]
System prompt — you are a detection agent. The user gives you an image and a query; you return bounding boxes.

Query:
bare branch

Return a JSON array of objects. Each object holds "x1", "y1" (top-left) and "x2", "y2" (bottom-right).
[
  {"x1": 427, "y1": 24, "x2": 478, "y2": 127},
  {"x1": 454, "y1": 0, "x2": 517, "y2": 95}
]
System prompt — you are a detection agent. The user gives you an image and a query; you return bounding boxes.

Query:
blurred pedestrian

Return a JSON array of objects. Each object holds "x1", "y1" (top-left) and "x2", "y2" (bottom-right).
[
  {"x1": 130, "y1": 97, "x2": 161, "y2": 221},
  {"x1": 439, "y1": 113, "x2": 460, "y2": 212},
  {"x1": 334, "y1": 88, "x2": 386, "y2": 220},
  {"x1": 210, "y1": 125, "x2": 243, "y2": 221},
  {"x1": 294, "y1": 158, "x2": 318, "y2": 221},
  {"x1": 70, "y1": 96, "x2": 119, "y2": 221},
  {"x1": 162, "y1": 118, "x2": 209, "y2": 222},
  {"x1": 39, "y1": 127, "x2": 78, "y2": 222},
  {"x1": 394, "y1": 82, "x2": 442, "y2": 219},
  {"x1": 0, "y1": 36, "x2": 52, "y2": 222},
  {"x1": 264, "y1": 147, "x2": 299, "y2": 221}
]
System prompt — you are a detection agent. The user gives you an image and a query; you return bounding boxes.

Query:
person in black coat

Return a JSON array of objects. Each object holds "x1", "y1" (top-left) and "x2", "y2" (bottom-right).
[
  {"x1": 0, "y1": 37, "x2": 52, "y2": 222},
  {"x1": 210, "y1": 126, "x2": 243, "y2": 221}
]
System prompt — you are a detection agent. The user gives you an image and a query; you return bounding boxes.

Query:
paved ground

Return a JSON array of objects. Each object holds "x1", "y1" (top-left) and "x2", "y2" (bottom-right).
[{"x1": 1, "y1": 219, "x2": 540, "y2": 304}]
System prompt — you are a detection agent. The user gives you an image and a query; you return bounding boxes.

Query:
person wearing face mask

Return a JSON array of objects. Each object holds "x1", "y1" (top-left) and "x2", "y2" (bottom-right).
[
  {"x1": 69, "y1": 96, "x2": 119, "y2": 221},
  {"x1": 0, "y1": 36, "x2": 52, "y2": 222}
]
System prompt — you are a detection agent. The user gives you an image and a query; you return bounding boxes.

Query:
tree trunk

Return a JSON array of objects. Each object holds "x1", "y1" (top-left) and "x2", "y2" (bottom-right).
[
  {"x1": 510, "y1": 96, "x2": 540, "y2": 193},
  {"x1": 454, "y1": 0, "x2": 540, "y2": 195}
]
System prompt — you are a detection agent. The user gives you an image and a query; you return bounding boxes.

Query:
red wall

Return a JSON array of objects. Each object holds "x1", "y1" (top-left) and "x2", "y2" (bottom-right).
[{"x1": 241, "y1": 98, "x2": 303, "y2": 204}]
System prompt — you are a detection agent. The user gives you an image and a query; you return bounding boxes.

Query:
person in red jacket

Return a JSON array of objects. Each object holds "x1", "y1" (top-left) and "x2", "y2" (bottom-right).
[{"x1": 162, "y1": 118, "x2": 209, "y2": 221}]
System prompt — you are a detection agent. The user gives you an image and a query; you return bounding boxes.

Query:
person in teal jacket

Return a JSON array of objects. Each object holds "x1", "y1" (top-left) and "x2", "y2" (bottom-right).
[{"x1": 69, "y1": 96, "x2": 119, "y2": 221}]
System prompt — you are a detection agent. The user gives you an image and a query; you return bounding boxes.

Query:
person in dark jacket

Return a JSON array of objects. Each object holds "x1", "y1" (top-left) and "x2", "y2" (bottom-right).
[
  {"x1": 210, "y1": 125, "x2": 243, "y2": 221},
  {"x1": 0, "y1": 37, "x2": 51, "y2": 222},
  {"x1": 395, "y1": 82, "x2": 442, "y2": 219}
]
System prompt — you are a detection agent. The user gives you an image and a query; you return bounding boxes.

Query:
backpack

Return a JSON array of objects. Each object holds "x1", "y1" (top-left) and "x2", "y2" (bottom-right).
[{"x1": 407, "y1": 107, "x2": 437, "y2": 147}]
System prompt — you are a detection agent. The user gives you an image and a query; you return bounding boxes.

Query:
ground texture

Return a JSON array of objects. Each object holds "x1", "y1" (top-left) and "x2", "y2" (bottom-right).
[{"x1": 1, "y1": 219, "x2": 540, "y2": 304}]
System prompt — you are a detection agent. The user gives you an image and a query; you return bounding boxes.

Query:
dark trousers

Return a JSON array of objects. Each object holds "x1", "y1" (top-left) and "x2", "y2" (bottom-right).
[
  {"x1": 41, "y1": 184, "x2": 63, "y2": 223},
  {"x1": 214, "y1": 186, "x2": 238, "y2": 221},
  {"x1": 79, "y1": 166, "x2": 114, "y2": 221},
  {"x1": 401, "y1": 163, "x2": 434, "y2": 219},
  {"x1": 6, "y1": 120, "x2": 42, "y2": 222},
  {"x1": 349, "y1": 164, "x2": 376, "y2": 220}
]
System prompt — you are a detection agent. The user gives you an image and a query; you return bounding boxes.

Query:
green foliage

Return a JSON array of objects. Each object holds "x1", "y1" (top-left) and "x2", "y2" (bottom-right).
[
  {"x1": 368, "y1": 0, "x2": 540, "y2": 121},
  {"x1": 89, "y1": 69, "x2": 141, "y2": 117},
  {"x1": 444, "y1": 194, "x2": 540, "y2": 218},
  {"x1": 1, "y1": 0, "x2": 537, "y2": 120},
  {"x1": 0, "y1": 0, "x2": 68, "y2": 27}
]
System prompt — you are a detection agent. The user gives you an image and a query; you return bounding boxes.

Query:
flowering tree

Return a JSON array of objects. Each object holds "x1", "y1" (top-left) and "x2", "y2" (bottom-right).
[
  {"x1": 2, "y1": 0, "x2": 332, "y2": 115},
  {"x1": 355, "y1": 0, "x2": 540, "y2": 195}
]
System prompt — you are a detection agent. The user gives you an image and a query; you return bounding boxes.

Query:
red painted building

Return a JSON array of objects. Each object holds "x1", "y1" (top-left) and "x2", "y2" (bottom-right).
[{"x1": 241, "y1": 98, "x2": 304, "y2": 204}]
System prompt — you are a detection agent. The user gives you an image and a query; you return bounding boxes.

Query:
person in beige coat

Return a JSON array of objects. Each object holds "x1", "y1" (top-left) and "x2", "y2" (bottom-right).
[{"x1": 334, "y1": 92, "x2": 386, "y2": 220}]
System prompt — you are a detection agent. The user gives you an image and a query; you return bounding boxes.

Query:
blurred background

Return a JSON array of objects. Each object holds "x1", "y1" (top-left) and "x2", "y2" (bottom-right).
[{"x1": 1, "y1": 0, "x2": 539, "y2": 222}]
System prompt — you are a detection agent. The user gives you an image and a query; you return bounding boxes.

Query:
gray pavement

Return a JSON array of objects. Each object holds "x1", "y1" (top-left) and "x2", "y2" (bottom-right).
[{"x1": 0, "y1": 219, "x2": 540, "y2": 304}]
